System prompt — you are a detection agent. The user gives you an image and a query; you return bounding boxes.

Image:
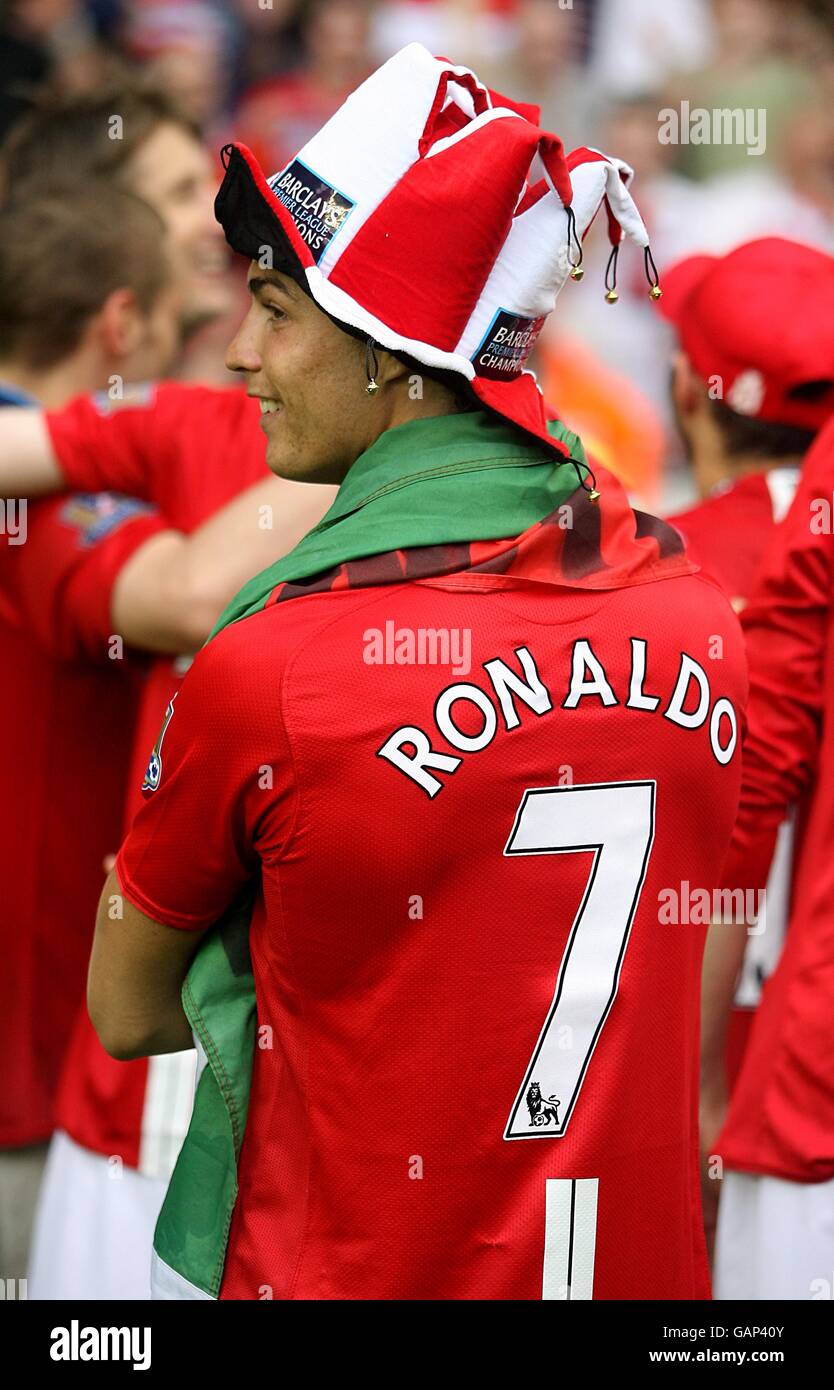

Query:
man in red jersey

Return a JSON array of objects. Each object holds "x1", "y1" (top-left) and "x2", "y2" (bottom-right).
[
  {"x1": 0, "y1": 183, "x2": 183, "y2": 1279},
  {"x1": 1, "y1": 78, "x2": 232, "y2": 334},
  {"x1": 661, "y1": 240, "x2": 834, "y2": 1102},
  {"x1": 87, "y1": 45, "x2": 747, "y2": 1300},
  {"x1": 664, "y1": 239, "x2": 834, "y2": 609},
  {"x1": 700, "y1": 417, "x2": 834, "y2": 1299}
]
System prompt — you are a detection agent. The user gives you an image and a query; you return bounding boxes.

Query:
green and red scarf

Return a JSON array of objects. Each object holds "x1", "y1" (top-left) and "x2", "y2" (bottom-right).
[{"x1": 152, "y1": 409, "x2": 693, "y2": 1299}]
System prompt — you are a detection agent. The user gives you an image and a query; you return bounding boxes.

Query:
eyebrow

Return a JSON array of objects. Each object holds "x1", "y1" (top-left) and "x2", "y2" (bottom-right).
[{"x1": 247, "y1": 275, "x2": 299, "y2": 302}]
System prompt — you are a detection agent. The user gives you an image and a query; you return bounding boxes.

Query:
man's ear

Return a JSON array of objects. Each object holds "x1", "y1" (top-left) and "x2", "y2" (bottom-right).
[
  {"x1": 671, "y1": 350, "x2": 705, "y2": 418},
  {"x1": 95, "y1": 287, "x2": 145, "y2": 361}
]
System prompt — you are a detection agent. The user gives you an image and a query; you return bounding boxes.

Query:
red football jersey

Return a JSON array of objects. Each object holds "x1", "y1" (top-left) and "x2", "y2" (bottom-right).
[
  {"x1": 118, "y1": 486, "x2": 746, "y2": 1300},
  {"x1": 669, "y1": 468, "x2": 799, "y2": 607},
  {"x1": 0, "y1": 491, "x2": 162, "y2": 1147},
  {"x1": 49, "y1": 383, "x2": 269, "y2": 1172},
  {"x1": 669, "y1": 466, "x2": 800, "y2": 1089},
  {"x1": 716, "y1": 425, "x2": 834, "y2": 1183}
]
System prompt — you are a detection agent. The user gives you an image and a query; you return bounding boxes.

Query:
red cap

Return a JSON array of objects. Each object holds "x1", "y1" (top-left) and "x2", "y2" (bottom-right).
[{"x1": 657, "y1": 237, "x2": 834, "y2": 432}]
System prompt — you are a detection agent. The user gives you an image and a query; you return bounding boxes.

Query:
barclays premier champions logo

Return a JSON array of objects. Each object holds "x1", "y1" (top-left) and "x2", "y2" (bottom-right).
[
  {"x1": 269, "y1": 159, "x2": 355, "y2": 264},
  {"x1": 472, "y1": 308, "x2": 545, "y2": 380}
]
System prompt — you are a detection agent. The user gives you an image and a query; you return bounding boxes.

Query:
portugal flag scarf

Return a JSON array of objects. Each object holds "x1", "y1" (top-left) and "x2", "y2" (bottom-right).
[{"x1": 152, "y1": 409, "x2": 694, "y2": 1300}]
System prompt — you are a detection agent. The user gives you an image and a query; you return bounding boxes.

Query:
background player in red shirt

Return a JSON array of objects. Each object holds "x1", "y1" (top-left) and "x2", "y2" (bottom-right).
[
  {"x1": 0, "y1": 181, "x2": 183, "y2": 1279},
  {"x1": 660, "y1": 240, "x2": 834, "y2": 1122},
  {"x1": 664, "y1": 239, "x2": 834, "y2": 607},
  {"x1": 88, "y1": 45, "x2": 747, "y2": 1300},
  {"x1": 700, "y1": 416, "x2": 834, "y2": 1299}
]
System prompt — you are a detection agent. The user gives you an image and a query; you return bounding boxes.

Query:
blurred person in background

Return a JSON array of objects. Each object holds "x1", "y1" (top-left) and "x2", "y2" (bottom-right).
[
  {"x1": 663, "y1": 239, "x2": 834, "y2": 601},
  {"x1": 120, "y1": 0, "x2": 236, "y2": 135},
  {"x1": 0, "y1": 0, "x2": 114, "y2": 113},
  {"x1": 660, "y1": 242, "x2": 834, "y2": 1180},
  {"x1": 700, "y1": 413, "x2": 834, "y2": 1298},
  {"x1": 232, "y1": 0, "x2": 373, "y2": 177},
  {"x1": 0, "y1": 183, "x2": 182, "y2": 1282},
  {"x1": 2, "y1": 77, "x2": 232, "y2": 337},
  {"x1": 225, "y1": 0, "x2": 304, "y2": 98},
  {"x1": 478, "y1": 0, "x2": 596, "y2": 152},
  {"x1": 589, "y1": 0, "x2": 714, "y2": 97},
  {"x1": 2, "y1": 74, "x2": 244, "y2": 384},
  {"x1": 670, "y1": 0, "x2": 813, "y2": 184}
]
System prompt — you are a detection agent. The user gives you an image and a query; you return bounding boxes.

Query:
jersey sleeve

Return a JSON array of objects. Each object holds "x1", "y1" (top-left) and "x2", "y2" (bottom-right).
[
  {"x1": 45, "y1": 382, "x2": 261, "y2": 505},
  {"x1": 45, "y1": 383, "x2": 171, "y2": 500},
  {"x1": 2, "y1": 493, "x2": 166, "y2": 664},
  {"x1": 115, "y1": 619, "x2": 297, "y2": 931},
  {"x1": 720, "y1": 430, "x2": 834, "y2": 893}
]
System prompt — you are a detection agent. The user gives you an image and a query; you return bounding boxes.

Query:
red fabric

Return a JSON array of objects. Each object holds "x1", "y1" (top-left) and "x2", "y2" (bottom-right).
[
  {"x1": 0, "y1": 495, "x2": 163, "y2": 1147},
  {"x1": 52, "y1": 383, "x2": 270, "y2": 1168},
  {"x1": 670, "y1": 471, "x2": 792, "y2": 1093},
  {"x1": 656, "y1": 239, "x2": 834, "y2": 432},
  {"x1": 46, "y1": 383, "x2": 259, "y2": 502},
  {"x1": 331, "y1": 117, "x2": 550, "y2": 351},
  {"x1": 117, "y1": 472, "x2": 746, "y2": 1299},
  {"x1": 669, "y1": 473, "x2": 779, "y2": 609},
  {"x1": 716, "y1": 420, "x2": 834, "y2": 1181}
]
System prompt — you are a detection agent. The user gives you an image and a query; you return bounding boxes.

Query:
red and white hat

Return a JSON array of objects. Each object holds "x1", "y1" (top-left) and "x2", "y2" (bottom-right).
[
  {"x1": 216, "y1": 42, "x2": 659, "y2": 456},
  {"x1": 657, "y1": 238, "x2": 834, "y2": 432}
]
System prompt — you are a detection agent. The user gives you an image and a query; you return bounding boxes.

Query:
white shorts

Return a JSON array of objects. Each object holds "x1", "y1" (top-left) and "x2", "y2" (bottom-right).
[
  {"x1": 714, "y1": 1169, "x2": 834, "y2": 1300},
  {"x1": 28, "y1": 1130, "x2": 168, "y2": 1300}
]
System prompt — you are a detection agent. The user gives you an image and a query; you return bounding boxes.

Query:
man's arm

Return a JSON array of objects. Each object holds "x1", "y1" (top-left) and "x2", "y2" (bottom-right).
[
  {"x1": 110, "y1": 474, "x2": 335, "y2": 654},
  {"x1": 88, "y1": 625, "x2": 296, "y2": 1061},
  {"x1": 0, "y1": 408, "x2": 63, "y2": 494},
  {"x1": 0, "y1": 385, "x2": 258, "y2": 503},
  {"x1": 88, "y1": 868, "x2": 208, "y2": 1060}
]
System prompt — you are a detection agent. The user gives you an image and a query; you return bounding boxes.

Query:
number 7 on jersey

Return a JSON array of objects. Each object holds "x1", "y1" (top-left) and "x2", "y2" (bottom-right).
[{"x1": 503, "y1": 781, "x2": 656, "y2": 1140}]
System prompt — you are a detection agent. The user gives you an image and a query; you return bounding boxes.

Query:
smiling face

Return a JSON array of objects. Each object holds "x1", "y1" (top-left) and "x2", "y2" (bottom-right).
[
  {"x1": 129, "y1": 122, "x2": 231, "y2": 334},
  {"x1": 225, "y1": 265, "x2": 393, "y2": 483}
]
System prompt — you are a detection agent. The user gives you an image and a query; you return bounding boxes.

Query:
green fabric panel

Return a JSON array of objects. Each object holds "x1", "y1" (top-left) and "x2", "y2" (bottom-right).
[
  {"x1": 211, "y1": 412, "x2": 587, "y2": 635},
  {"x1": 153, "y1": 900, "x2": 256, "y2": 1297}
]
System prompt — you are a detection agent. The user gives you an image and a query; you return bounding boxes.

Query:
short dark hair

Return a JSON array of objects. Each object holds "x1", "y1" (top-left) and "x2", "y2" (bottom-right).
[
  {"x1": 0, "y1": 184, "x2": 169, "y2": 369},
  {"x1": 709, "y1": 391, "x2": 828, "y2": 461},
  {"x1": 0, "y1": 73, "x2": 202, "y2": 200}
]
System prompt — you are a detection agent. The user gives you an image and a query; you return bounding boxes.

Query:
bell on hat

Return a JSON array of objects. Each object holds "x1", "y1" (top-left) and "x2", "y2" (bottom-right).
[{"x1": 215, "y1": 42, "x2": 659, "y2": 456}]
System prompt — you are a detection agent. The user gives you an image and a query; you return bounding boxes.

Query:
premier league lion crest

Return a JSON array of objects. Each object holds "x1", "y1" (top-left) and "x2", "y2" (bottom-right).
[
  {"x1": 526, "y1": 1082, "x2": 561, "y2": 1128},
  {"x1": 142, "y1": 695, "x2": 178, "y2": 793}
]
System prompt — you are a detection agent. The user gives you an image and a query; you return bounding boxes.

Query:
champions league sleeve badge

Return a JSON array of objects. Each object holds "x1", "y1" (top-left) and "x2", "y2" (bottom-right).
[{"x1": 268, "y1": 159, "x2": 355, "y2": 265}]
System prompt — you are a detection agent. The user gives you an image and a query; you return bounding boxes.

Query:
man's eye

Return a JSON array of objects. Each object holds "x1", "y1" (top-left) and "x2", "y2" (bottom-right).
[{"x1": 265, "y1": 304, "x2": 287, "y2": 322}]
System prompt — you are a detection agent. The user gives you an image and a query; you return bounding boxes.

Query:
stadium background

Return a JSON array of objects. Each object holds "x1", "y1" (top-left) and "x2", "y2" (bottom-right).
[{"x1": 2, "y1": 0, "x2": 832, "y2": 508}]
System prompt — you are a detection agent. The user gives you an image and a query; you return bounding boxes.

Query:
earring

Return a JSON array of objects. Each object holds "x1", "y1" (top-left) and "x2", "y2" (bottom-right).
[{"x1": 365, "y1": 338, "x2": 380, "y2": 395}]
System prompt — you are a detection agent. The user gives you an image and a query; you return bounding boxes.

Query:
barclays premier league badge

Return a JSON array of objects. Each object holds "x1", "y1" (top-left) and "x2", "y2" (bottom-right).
[
  {"x1": 472, "y1": 309, "x2": 545, "y2": 380},
  {"x1": 269, "y1": 159, "x2": 355, "y2": 264}
]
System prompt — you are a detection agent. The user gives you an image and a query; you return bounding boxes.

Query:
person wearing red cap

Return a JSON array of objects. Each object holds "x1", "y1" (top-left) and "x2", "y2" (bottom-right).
[
  {"x1": 85, "y1": 45, "x2": 746, "y2": 1301},
  {"x1": 663, "y1": 237, "x2": 834, "y2": 608},
  {"x1": 660, "y1": 239, "x2": 834, "y2": 1139},
  {"x1": 699, "y1": 413, "x2": 834, "y2": 1300}
]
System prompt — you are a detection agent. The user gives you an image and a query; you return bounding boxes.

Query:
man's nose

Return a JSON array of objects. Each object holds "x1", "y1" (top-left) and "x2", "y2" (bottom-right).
[{"x1": 226, "y1": 308, "x2": 261, "y2": 375}]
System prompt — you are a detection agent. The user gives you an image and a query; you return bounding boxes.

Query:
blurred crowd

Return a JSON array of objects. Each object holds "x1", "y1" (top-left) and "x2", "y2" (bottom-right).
[{"x1": 2, "y1": 0, "x2": 834, "y2": 501}]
